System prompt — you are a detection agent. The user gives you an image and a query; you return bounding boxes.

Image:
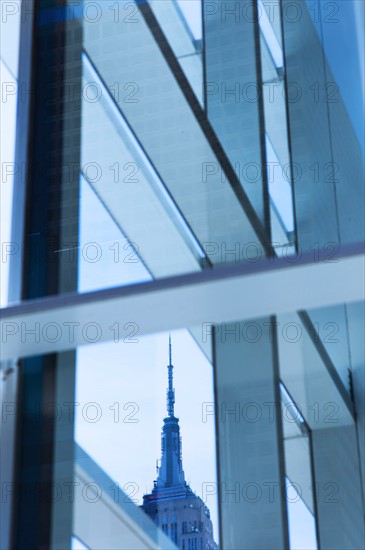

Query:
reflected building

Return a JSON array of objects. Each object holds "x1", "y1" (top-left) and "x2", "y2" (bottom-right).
[{"x1": 141, "y1": 338, "x2": 218, "y2": 550}]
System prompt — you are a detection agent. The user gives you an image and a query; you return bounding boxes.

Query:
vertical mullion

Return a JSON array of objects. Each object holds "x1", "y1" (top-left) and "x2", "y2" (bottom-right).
[
  {"x1": 11, "y1": 1, "x2": 82, "y2": 547},
  {"x1": 213, "y1": 318, "x2": 289, "y2": 549}
]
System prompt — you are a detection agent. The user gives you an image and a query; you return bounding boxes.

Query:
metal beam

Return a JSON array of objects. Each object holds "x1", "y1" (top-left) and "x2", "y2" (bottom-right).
[{"x1": 1, "y1": 245, "x2": 364, "y2": 361}]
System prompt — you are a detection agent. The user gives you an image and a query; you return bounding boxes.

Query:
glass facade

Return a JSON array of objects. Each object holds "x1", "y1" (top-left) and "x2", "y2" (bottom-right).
[{"x1": 1, "y1": 1, "x2": 364, "y2": 549}]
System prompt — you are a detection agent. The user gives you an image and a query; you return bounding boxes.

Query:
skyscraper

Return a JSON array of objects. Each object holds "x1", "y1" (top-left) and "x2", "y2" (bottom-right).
[{"x1": 141, "y1": 337, "x2": 218, "y2": 550}]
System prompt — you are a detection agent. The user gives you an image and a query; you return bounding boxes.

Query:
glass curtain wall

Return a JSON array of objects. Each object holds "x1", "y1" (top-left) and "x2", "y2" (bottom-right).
[{"x1": 1, "y1": 1, "x2": 364, "y2": 549}]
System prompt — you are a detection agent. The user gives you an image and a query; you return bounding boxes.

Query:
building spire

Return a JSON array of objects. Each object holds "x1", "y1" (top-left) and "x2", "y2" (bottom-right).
[
  {"x1": 143, "y1": 336, "x2": 189, "y2": 494},
  {"x1": 142, "y1": 338, "x2": 217, "y2": 550},
  {"x1": 169, "y1": 333, "x2": 172, "y2": 365},
  {"x1": 167, "y1": 334, "x2": 175, "y2": 417}
]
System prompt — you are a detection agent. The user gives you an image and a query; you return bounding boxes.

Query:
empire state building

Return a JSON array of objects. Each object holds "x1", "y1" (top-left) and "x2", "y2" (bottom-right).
[{"x1": 141, "y1": 337, "x2": 218, "y2": 550}]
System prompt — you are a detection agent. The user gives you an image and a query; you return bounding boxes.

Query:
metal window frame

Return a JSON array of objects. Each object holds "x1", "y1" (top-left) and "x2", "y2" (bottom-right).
[{"x1": 1, "y1": 244, "x2": 364, "y2": 362}]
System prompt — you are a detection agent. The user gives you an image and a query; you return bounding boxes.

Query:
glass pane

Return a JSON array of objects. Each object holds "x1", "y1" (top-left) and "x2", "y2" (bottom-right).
[
  {"x1": 176, "y1": 0, "x2": 202, "y2": 41},
  {"x1": 71, "y1": 536, "x2": 89, "y2": 550},
  {"x1": 80, "y1": 0, "x2": 266, "y2": 292},
  {"x1": 0, "y1": 60, "x2": 18, "y2": 306},
  {"x1": 150, "y1": 1, "x2": 203, "y2": 104},
  {"x1": 73, "y1": 328, "x2": 219, "y2": 548},
  {"x1": 280, "y1": 384, "x2": 318, "y2": 549},
  {"x1": 203, "y1": 0, "x2": 268, "y2": 229},
  {"x1": 0, "y1": 0, "x2": 21, "y2": 78},
  {"x1": 286, "y1": 483, "x2": 317, "y2": 550},
  {"x1": 4, "y1": 2, "x2": 364, "y2": 549},
  {"x1": 305, "y1": 0, "x2": 364, "y2": 153},
  {"x1": 277, "y1": 311, "x2": 354, "y2": 421},
  {"x1": 281, "y1": 0, "x2": 365, "y2": 250}
]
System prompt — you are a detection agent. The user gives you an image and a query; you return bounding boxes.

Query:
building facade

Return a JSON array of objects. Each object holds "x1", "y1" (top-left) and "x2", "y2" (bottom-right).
[
  {"x1": 1, "y1": 1, "x2": 364, "y2": 549},
  {"x1": 141, "y1": 339, "x2": 217, "y2": 550}
]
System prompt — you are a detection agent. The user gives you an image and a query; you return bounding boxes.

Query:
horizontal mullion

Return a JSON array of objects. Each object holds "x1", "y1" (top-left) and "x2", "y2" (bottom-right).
[{"x1": 1, "y1": 244, "x2": 364, "y2": 361}]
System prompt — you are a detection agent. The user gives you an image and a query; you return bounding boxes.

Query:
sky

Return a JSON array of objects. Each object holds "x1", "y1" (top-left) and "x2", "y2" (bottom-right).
[{"x1": 75, "y1": 328, "x2": 219, "y2": 538}]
